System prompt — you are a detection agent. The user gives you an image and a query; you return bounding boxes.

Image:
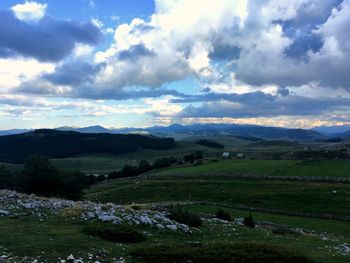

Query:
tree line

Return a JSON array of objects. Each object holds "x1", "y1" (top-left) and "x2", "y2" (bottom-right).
[
  {"x1": 108, "y1": 151, "x2": 204, "y2": 179},
  {"x1": 0, "y1": 155, "x2": 98, "y2": 200}
]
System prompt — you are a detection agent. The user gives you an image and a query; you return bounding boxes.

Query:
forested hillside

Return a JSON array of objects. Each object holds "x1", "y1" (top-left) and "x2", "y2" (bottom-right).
[{"x1": 0, "y1": 129, "x2": 175, "y2": 163}]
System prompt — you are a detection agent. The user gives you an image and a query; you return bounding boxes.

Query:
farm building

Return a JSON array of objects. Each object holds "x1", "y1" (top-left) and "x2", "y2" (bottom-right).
[{"x1": 222, "y1": 152, "x2": 231, "y2": 159}]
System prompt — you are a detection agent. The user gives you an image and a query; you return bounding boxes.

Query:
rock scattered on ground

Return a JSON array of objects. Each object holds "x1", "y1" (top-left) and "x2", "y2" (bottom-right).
[{"x1": 0, "y1": 190, "x2": 190, "y2": 233}]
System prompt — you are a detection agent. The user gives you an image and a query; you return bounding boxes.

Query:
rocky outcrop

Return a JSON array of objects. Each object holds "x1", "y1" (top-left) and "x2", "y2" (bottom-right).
[{"x1": 0, "y1": 190, "x2": 190, "y2": 233}]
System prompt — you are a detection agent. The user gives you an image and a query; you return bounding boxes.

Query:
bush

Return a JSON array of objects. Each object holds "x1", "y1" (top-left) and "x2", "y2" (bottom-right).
[
  {"x1": 131, "y1": 242, "x2": 312, "y2": 263},
  {"x1": 272, "y1": 227, "x2": 298, "y2": 235},
  {"x1": 82, "y1": 223, "x2": 146, "y2": 243},
  {"x1": 183, "y1": 153, "x2": 195, "y2": 163},
  {"x1": 243, "y1": 214, "x2": 255, "y2": 228},
  {"x1": 17, "y1": 155, "x2": 89, "y2": 199},
  {"x1": 152, "y1": 157, "x2": 172, "y2": 169},
  {"x1": 216, "y1": 208, "x2": 232, "y2": 221},
  {"x1": 120, "y1": 164, "x2": 139, "y2": 177},
  {"x1": 20, "y1": 155, "x2": 62, "y2": 197},
  {"x1": 0, "y1": 166, "x2": 14, "y2": 189},
  {"x1": 57, "y1": 170, "x2": 89, "y2": 200},
  {"x1": 131, "y1": 205, "x2": 141, "y2": 210},
  {"x1": 195, "y1": 150, "x2": 203, "y2": 160},
  {"x1": 138, "y1": 160, "x2": 152, "y2": 173},
  {"x1": 108, "y1": 171, "x2": 123, "y2": 179},
  {"x1": 168, "y1": 205, "x2": 202, "y2": 227}
]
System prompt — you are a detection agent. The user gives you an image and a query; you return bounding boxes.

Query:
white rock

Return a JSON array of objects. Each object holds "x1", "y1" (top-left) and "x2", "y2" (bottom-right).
[
  {"x1": 0, "y1": 209, "x2": 9, "y2": 216},
  {"x1": 166, "y1": 224, "x2": 178, "y2": 231},
  {"x1": 67, "y1": 254, "x2": 75, "y2": 261}
]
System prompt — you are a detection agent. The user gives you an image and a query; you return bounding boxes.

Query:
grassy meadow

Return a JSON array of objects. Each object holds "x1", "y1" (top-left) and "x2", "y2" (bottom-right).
[{"x1": 0, "y1": 137, "x2": 349, "y2": 262}]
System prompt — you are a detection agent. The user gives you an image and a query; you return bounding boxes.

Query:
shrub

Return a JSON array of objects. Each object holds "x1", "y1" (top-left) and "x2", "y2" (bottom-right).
[
  {"x1": 82, "y1": 223, "x2": 146, "y2": 243},
  {"x1": 272, "y1": 227, "x2": 298, "y2": 235},
  {"x1": 131, "y1": 242, "x2": 312, "y2": 263},
  {"x1": 57, "y1": 170, "x2": 89, "y2": 200},
  {"x1": 195, "y1": 150, "x2": 203, "y2": 160},
  {"x1": 168, "y1": 205, "x2": 202, "y2": 227},
  {"x1": 120, "y1": 164, "x2": 139, "y2": 177},
  {"x1": 243, "y1": 214, "x2": 255, "y2": 228},
  {"x1": 131, "y1": 205, "x2": 141, "y2": 210},
  {"x1": 108, "y1": 171, "x2": 123, "y2": 179},
  {"x1": 0, "y1": 166, "x2": 14, "y2": 189},
  {"x1": 138, "y1": 160, "x2": 152, "y2": 173},
  {"x1": 152, "y1": 157, "x2": 172, "y2": 169},
  {"x1": 20, "y1": 155, "x2": 61, "y2": 197},
  {"x1": 216, "y1": 208, "x2": 232, "y2": 221},
  {"x1": 183, "y1": 153, "x2": 195, "y2": 163}
]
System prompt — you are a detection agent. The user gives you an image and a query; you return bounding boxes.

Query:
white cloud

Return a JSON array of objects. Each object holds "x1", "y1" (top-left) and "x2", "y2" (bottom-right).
[
  {"x1": 73, "y1": 44, "x2": 94, "y2": 58},
  {"x1": 11, "y1": 1, "x2": 47, "y2": 22},
  {"x1": 0, "y1": 58, "x2": 54, "y2": 89}
]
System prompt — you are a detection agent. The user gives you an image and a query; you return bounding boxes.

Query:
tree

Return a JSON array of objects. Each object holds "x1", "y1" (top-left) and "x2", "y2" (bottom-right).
[
  {"x1": 152, "y1": 158, "x2": 172, "y2": 169},
  {"x1": 120, "y1": 164, "x2": 138, "y2": 177},
  {"x1": 183, "y1": 153, "x2": 195, "y2": 163},
  {"x1": 20, "y1": 155, "x2": 61, "y2": 196},
  {"x1": 57, "y1": 170, "x2": 89, "y2": 200},
  {"x1": 195, "y1": 150, "x2": 203, "y2": 160},
  {"x1": 243, "y1": 214, "x2": 255, "y2": 228},
  {"x1": 138, "y1": 160, "x2": 152, "y2": 174},
  {"x1": 0, "y1": 166, "x2": 13, "y2": 189}
]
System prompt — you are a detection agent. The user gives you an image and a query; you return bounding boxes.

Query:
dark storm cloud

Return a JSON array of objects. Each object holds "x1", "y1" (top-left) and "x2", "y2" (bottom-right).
[{"x1": 0, "y1": 10, "x2": 102, "y2": 62}]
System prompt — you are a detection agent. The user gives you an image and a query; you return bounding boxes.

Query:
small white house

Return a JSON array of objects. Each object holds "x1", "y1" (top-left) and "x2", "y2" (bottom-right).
[{"x1": 222, "y1": 152, "x2": 230, "y2": 159}]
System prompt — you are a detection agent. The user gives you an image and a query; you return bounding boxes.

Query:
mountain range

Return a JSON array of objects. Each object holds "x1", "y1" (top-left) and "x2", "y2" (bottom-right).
[{"x1": 0, "y1": 123, "x2": 349, "y2": 140}]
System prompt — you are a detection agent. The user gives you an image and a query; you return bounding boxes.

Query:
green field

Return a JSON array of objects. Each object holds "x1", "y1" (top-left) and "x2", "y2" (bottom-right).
[
  {"x1": 0, "y1": 209, "x2": 349, "y2": 263},
  {"x1": 85, "y1": 176, "x2": 350, "y2": 216},
  {"x1": 51, "y1": 141, "x2": 211, "y2": 173},
  {"x1": 1, "y1": 138, "x2": 349, "y2": 262},
  {"x1": 158, "y1": 159, "x2": 350, "y2": 178}
]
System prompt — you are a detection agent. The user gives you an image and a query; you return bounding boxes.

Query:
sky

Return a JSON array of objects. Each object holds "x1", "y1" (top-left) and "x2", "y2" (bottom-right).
[{"x1": 0, "y1": 0, "x2": 350, "y2": 129}]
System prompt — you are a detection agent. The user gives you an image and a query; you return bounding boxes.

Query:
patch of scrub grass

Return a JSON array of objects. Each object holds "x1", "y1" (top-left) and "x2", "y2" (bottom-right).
[{"x1": 131, "y1": 242, "x2": 313, "y2": 263}]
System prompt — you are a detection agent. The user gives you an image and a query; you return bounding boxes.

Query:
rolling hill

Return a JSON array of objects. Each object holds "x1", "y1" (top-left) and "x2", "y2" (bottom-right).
[
  {"x1": 0, "y1": 123, "x2": 325, "y2": 141},
  {"x1": 0, "y1": 129, "x2": 175, "y2": 163}
]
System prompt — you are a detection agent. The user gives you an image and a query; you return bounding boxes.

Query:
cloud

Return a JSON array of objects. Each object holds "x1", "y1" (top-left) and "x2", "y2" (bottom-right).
[
  {"x1": 11, "y1": 1, "x2": 47, "y2": 22},
  {"x1": 2, "y1": 0, "x2": 350, "y2": 128},
  {"x1": 42, "y1": 61, "x2": 104, "y2": 86},
  {"x1": 0, "y1": 9, "x2": 102, "y2": 62},
  {"x1": 175, "y1": 91, "x2": 350, "y2": 118}
]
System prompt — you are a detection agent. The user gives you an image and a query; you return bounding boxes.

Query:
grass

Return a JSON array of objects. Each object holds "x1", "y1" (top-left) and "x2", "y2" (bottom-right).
[
  {"x1": 85, "y1": 176, "x2": 350, "y2": 216},
  {"x1": 157, "y1": 159, "x2": 350, "y2": 178},
  {"x1": 131, "y1": 242, "x2": 312, "y2": 263},
  {"x1": 0, "y1": 210, "x2": 349, "y2": 263},
  {"x1": 184, "y1": 204, "x2": 350, "y2": 239},
  {"x1": 82, "y1": 223, "x2": 146, "y2": 243},
  {"x1": 50, "y1": 141, "x2": 210, "y2": 173},
  {"x1": 0, "y1": 140, "x2": 349, "y2": 262}
]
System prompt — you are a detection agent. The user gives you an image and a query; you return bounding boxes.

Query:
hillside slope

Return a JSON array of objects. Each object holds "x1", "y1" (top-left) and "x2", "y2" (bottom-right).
[{"x1": 0, "y1": 129, "x2": 175, "y2": 163}]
